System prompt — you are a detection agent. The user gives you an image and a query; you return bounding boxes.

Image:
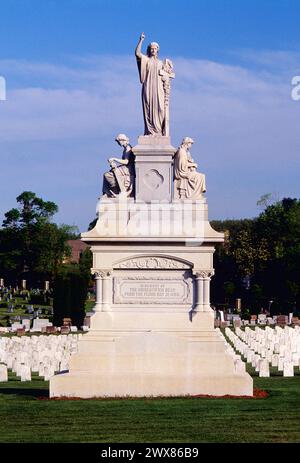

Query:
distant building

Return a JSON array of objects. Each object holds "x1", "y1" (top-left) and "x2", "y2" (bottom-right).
[{"x1": 63, "y1": 240, "x2": 89, "y2": 264}]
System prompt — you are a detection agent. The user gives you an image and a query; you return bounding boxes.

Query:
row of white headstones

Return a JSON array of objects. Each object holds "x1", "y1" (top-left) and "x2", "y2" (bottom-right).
[
  {"x1": 0, "y1": 334, "x2": 80, "y2": 382},
  {"x1": 1, "y1": 326, "x2": 299, "y2": 382},
  {"x1": 225, "y1": 325, "x2": 300, "y2": 377}
]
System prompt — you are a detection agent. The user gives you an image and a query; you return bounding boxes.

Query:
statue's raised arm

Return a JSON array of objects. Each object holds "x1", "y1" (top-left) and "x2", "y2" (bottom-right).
[
  {"x1": 135, "y1": 33, "x2": 174, "y2": 137},
  {"x1": 135, "y1": 32, "x2": 145, "y2": 60}
]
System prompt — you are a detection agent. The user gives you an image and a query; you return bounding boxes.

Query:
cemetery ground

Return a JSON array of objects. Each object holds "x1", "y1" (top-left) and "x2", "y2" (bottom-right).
[
  {"x1": 0, "y1": 290, "x2": 95, "y2": 325},
  {"x1": 0, "y1": 369, "x2": 299, "y2": 443}
]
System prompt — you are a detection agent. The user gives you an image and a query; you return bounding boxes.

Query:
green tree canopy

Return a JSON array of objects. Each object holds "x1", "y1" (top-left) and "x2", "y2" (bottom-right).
[
  {"x1": 211, "y1": 197, "x2": 300, "y2": 314},
  {"x1": 0, "y1": 191, "x2": 78, "y2": 286},
  {"x1": 2, "y1": 191, "x2": 58, "y2": 228}
]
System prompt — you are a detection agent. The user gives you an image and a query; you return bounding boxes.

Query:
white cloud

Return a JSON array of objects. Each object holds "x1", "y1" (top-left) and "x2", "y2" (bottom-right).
[
  {"x1": 230, "y1": 49, "x2": 300, "y2": 74},
  {"x1": 0, "y1": 51, "x2": 299, "y2": 228}
]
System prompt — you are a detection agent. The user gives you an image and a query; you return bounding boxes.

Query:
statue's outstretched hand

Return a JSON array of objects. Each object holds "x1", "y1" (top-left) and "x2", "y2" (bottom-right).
[{"x1": 140, "y1": 32, "x2": 145, "y2": 41}]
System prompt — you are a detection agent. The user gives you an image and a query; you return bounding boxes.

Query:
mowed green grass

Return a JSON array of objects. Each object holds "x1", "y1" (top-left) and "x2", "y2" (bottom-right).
[{"x1": 0, "y1": 372, "x2": 300, "y2": 443}]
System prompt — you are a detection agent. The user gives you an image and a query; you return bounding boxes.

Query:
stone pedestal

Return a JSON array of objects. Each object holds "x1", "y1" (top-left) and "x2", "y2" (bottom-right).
[
  {"x1": 50, "y1": 312, "x2": 252, "y2": 397},
  {"x1": 132, "y1": 136, "x2": 175, "y2": 202},
  {"x1": 50, "y1": 191, "x2": 253, "y2": 397}
]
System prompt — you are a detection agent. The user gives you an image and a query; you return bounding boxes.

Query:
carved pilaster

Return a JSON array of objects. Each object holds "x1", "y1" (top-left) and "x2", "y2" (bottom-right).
[
  {"x1": 92, "y1": 269, "x2": 112, "y2": 312},
  {"x1": 102, "y1": 270, "x2": 112, "y2": 312},
  {"x1": 193, "y1": 269, "x2": 215, "y2": 312},
  {"x1": 193, "y1": 270, "x2": 215, "y2": 279},
  {"x1": 92, "y1": 269, "x2": 112, "y2": 278}
]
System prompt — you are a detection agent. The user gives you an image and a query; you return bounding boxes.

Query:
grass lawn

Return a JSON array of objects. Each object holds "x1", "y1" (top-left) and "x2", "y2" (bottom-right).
[{"x1": 0, "y1": 371, "x2": 300, "y2": 443}]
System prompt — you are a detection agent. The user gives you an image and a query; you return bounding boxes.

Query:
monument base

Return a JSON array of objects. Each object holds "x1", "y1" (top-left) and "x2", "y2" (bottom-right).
[
  {"x1": 50, "y1": 196, "x2": 253, "y2": 398},
  {"x1": 50, "y1": 311, "x2": 253, "y2": 397}
]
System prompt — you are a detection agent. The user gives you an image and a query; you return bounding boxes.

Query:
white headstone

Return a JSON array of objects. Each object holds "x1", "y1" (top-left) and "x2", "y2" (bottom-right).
[
  {"x1": 11, "y1": 322, "x2": 23, "y2": 332},
  {"x1": 43, "y1": 366, "x2": 50, "y2": 381},
  {"x1": 234, "y1": 358, "x2": 246, "y2": 374},
  {"x1": 6, "y1": 356, "x2": 13, "y2": 369},
  {"x1": 265, "y1": 349, "x2": 272, "y2": 361},
  {"x1": 20, "y1": 365, "x2": 31, "y2": 382},
  {"x1": 271, "y1": 354, "x2": 279, "y2": 367},
  {"x1": 259, "y1": 359, "x2": 270, "y2": 377},
  {"x1": 32, "y1": 319, "x2": 51, "y2": 332},
  {"x1": 258, "y1": 314, "x2": 267, "y2": 324},
  {"x1": 246, "y1": 350, "x2": 254, "y2": 363},
  {"x1": 22, "y1": 319, "x2": 31, "y2": 331},
  {"x1": 283, "y1": 362, "x2": 294, "y2": 377},
  {"x1": 274, "y1": 343, "x2": 280, "y2": 354},
  {"x1": 278, "y1": 357, "x2": 284, "y2": 371},
  {"x1": 0, "y1": 364, "x2": 8, "y2": 382}
]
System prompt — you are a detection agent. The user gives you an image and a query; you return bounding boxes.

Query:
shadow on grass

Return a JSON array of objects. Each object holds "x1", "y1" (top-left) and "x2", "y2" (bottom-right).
[{"x1": 0, "y1": 387, "x2": 48, "y2": 398}]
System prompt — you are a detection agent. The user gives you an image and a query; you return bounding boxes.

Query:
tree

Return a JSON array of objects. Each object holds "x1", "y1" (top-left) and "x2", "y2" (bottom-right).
[
  {"x1": 211, "y1": 197, "x2": 300, "y2": 314},
  {"x1": 256, "y1": 193, "x2": 275, "y2": 210},
  {"x1": 211, "y1": 218, "x2": 260, "y2": 307},
  {"x1": 53, "y1": 266, "x2": 89, "y2": 328},
  {"x1": 79, "y1": 248, "x2": 93, "y2": 281},
  {"x1": 2, "y1": 191, "x2": 58, "y2": 228},
  {"x1": 254, "y1": 198, "x2": 300, "y2": 311},
  {"x1": 0, "y1": 191, "x2": 78, "y2": 286}
]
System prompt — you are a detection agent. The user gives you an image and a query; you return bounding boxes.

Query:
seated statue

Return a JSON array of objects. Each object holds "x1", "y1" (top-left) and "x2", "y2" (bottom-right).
[
  {"x1": 173, "y1": 137, "x2": 206, "y2": 200},
  {"x1": 102, "y1": 134, "x2": 135, "y2": 198}
]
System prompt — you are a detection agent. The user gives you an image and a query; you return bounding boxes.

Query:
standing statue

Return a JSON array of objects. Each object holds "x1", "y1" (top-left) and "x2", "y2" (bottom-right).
[
  {"x1": 174, "y1": 137, "x2": 206, "y2": 200},
  {"x1": 102, "y1": 134, "x2": 135, "y2": 198},
  {"x1": 135, "y1": 32, "x2": 175, "y2": 136}
]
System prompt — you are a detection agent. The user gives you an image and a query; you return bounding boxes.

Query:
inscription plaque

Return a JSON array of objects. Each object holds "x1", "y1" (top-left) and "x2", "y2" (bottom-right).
[{"x1": 113, "y1": 276, "x2": 192, "y2": 305}]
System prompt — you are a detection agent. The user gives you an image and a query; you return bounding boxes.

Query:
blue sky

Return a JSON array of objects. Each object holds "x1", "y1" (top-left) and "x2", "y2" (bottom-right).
[{"x1": 0, "y1": 0, "x2": 300, "y2": 230}]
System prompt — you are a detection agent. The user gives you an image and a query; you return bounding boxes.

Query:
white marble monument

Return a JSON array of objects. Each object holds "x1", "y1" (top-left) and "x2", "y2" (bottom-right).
[{"x1": 50, "y1": 33, "x2": 253, "y2": 398}]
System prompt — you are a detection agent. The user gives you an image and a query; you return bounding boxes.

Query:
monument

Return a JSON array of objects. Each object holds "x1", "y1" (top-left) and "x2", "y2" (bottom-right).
[{"x1": 50, "y1": 33, "x2": 252, "y2": 397}]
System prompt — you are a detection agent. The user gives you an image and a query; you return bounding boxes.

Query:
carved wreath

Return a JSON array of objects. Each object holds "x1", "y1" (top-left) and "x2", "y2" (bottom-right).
[{"x1": 115, "y1": 257, "x2": 190, "y2": 269}]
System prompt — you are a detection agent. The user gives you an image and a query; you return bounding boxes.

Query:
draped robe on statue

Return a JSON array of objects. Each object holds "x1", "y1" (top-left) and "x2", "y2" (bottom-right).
[
  {"x1": 174, "y1": 147, "x2": 206, "y2": 200},
  {"x1": 103, "y1": 147, "x2": 135, "y2": 197},
  {"x1": 136, "y1": 54, "x2": 165, "y2": 135}
]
